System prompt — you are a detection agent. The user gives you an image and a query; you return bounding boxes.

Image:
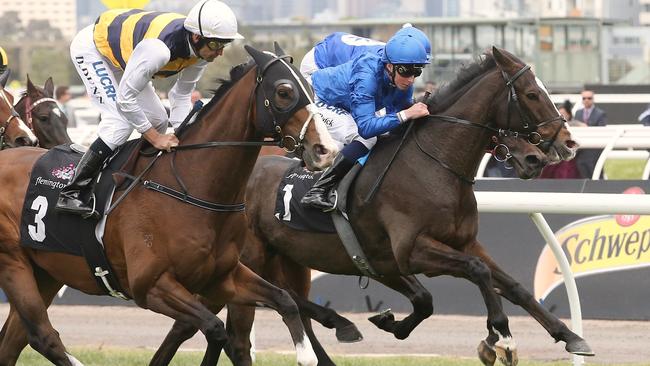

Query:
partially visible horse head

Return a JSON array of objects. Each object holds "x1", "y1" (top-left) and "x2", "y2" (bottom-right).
[
  {"x1": 492, "y1": 135, "x2": 549, "y2": 179},
  {"x1": 15, "y1": 75, "x2": 72, "y2": 149},
  {"x1": 245, "y1": 43, "x2": 338, "y2": 170},
  {"x1": 0, "y1": 70, "x2": 38, "y2": 148},
  {"x1": 491, "y1": 47, "x2": 578, "y2": 163}
]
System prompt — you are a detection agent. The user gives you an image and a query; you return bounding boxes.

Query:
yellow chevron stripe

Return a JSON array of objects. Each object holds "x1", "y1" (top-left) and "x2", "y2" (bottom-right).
[
  {"x1": 143, "y1": 13, "x2": 184, "y2": 40},
  {"x1": 0, "y1": 47, "x2": 8, "y2": 67},
  {"x1": 94, "y1": 9, "x2": 130, "y2": 68},
  {"x1": 119, "y1": 11, "x2": 153, "y2": 66}
]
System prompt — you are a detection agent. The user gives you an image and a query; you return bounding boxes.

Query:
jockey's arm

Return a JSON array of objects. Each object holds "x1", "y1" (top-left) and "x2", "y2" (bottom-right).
[
  {"x1": 115, "y1": 39, "x2": 170, "y2": 134},
  {"x1": 349, "y1": 66, "x2": 403, "y2": 139},
  {"x1": 168, "y1": 61, "x2": 207, "y2": 129}
]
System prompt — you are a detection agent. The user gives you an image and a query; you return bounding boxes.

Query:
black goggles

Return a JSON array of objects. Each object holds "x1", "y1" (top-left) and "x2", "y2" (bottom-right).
[
  {"x1": 395, "y1": 64, "x2": 424, "y2": 78},
  {"x1": 205, "y1": 38, "x2": 232, "y2": 51}
]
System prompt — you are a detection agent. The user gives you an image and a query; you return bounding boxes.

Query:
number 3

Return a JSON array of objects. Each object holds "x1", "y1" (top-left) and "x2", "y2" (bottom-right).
[{"x1": 28, "y1": 195, "x2": 48, "y2": 242}]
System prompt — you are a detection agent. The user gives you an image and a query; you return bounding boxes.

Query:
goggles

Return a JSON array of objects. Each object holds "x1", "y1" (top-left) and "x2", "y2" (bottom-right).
[
  {"x1": 395, "y1": 64, "x2": 424, "y2": 78},
  {"x1": 205, "y1": 38, "x2": 232, "y2": 51}
]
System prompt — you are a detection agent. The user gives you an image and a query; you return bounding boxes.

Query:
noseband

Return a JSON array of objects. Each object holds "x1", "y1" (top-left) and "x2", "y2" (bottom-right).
[
  {"x1": 500, "y1": 64, "x2": 565, "y2": 152},
  {"x1": 0, "y1": 88, "x2": 24, "y2": 150},
  {"x1": 23, "y1": 94, "x2": 61, "y2": 131}
]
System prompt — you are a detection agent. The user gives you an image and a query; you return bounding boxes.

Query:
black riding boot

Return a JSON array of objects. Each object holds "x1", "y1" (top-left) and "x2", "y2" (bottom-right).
[
  {"x1": 56, "y1": 138, "x2": 112, "y2": 218},
  {"x1": 301, "y1": 154, "x2": 355, "y2": 211}
]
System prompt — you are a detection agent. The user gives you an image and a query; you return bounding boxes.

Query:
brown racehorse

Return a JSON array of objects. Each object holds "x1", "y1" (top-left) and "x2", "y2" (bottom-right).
[
  {"x1": 14, "y1": 75, "x2": 72, "y2": 149},
  {"x1": 0, "y1": 71, "x2": 39, "y2": 148},
  {"x1": 151, "y1": 47, "x2": 590, "y2": 366},
  {"x1": 0, "y1": 44, "x2": 338, "y2": 366}
]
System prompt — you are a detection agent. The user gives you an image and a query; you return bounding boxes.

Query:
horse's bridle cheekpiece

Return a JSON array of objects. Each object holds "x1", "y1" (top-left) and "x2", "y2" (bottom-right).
[{"x1": 0, "y1": 87, "x2": 24, "y2": 150}]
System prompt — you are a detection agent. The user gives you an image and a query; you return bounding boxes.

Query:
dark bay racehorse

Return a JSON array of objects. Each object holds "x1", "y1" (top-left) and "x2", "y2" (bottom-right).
[
  {"x1": 13, "y1": 76, "x2": 72, "y2": 149},
  {"x1": 0, "y1": 45, "x2": 337, "y2": 366},
  {"x1": 152, "y1": 47, "x2": 590, "y2": 366},
  {"x1": 0, "y1": 71, "x2": 38, "y2": 148}
]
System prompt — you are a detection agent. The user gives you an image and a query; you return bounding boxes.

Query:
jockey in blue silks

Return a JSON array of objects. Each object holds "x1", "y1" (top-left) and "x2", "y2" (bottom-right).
[
  {"x1": 300, "y1": 24, "x2": 432, "y2": 80},
  {"x1": 300, "y1": 33, "x2": 431, "y2": 211}
]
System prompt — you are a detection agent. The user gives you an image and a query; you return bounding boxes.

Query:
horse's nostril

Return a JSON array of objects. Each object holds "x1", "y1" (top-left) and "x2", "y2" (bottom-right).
[
  {"x1": 525, "y1": 155, "x2": 542, "y2": 166},
  {"x1": 565, "y1": 140, "x2": 578, "y2": 149},
  {"x1": 314, "y1": 143, "x2": 328, "y2": 156},
  {"x1": 15, "y1": 137, "x2": 33, "y2": 147}
]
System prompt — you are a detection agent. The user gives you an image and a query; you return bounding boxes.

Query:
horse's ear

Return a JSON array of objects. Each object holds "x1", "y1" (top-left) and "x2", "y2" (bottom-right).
[
  {"x1": 0, "y1": 69, "x2": 10, "y2": 88},
  {"x1": 44, "y1": 77, "x2": 54, "y2": 97},
  {"x1": 26, "y1": 74, "x2": 36, "y2": 93},
  {"x1": 273, "y1": 42, "x2": 293, "y2": 63},
  {"x1": 245, "y1": 45, "x2": 270, "y2": 67},
  {"x1": 492, "y1": 46, "x2": 513, "y2": 71}
]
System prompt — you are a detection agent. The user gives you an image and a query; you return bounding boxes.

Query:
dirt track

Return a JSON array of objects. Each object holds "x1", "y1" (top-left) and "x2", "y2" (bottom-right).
[{"x1": 2, "y1": 305, "x2": 649, "y2": 364}]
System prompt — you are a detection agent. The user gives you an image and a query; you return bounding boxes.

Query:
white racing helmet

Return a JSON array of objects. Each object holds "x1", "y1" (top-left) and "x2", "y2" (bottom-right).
[{"x1": 184, "y1": 0, "x2": 244, "y2": 40}]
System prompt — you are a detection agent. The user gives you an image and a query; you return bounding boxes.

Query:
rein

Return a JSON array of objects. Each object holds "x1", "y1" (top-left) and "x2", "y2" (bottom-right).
[
  {"x1": 0, "y1": 88, "x2": 23, "y2": 150},
  {"x1": 108, "y1": 54, "x2": 318, "y2": 214},
  {"x1": 364, "y1": 63, "x2": 563, "y2": 202}
]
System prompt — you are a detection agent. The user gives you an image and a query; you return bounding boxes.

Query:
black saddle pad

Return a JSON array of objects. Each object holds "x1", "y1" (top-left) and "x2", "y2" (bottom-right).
[
  {"x1": 20, "y1": 141, "x2": 139, "y2": 255},
  {"x1": 274, "y1": 161, "x2": 336, "y2": 233}
]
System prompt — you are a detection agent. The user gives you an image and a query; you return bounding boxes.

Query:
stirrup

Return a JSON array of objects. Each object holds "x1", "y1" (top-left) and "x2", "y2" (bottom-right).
[
  {"x1": 322, "y1": 191, "x2": 338, "y2": 213},
  {"x1": 81, "y1": 193, "x2": 99, "y2": 219}
]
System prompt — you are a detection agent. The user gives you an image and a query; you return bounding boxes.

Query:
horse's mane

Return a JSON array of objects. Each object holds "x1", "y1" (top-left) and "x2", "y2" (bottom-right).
[
  {"x1": 426, "y1": 53, "x2": 497, "y2": 114},
  {"x1": 195, "y1": 60, "x2": 255, "y2": 122}
]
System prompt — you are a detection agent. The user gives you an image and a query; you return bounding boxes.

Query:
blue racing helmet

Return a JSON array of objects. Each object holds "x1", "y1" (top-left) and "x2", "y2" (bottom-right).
[
  {"x1": 381, "y1": 34, "x2": 429, "y2": 65},
  {"x1": 396, "y1": 24, "x2": 432, "y2": 62}
]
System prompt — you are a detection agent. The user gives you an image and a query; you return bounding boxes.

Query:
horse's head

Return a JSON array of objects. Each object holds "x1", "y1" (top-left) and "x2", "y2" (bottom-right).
[
  {"x1": 491, "y1": 47, "x2": 578, "y2": 163},
  {"x1": 491, "y1": 135, "x2": 549, "y2": 179},
  {"x1": 17, "y1": 75, "x2": 72, "y2": 149},
  {"x1": 0, "y1": 70, "x2": 38, "y2": 148},
  {"x1": 245, "y1": 44, "x2": 338, "y2": 170}
]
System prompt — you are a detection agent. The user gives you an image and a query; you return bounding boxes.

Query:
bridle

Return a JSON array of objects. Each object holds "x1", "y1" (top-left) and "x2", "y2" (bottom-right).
[
  {"x1": 365, "y1": 63, "x2": 564, "y2": 201},
  {"x1": 500, "y1": 64, "x2": 565, "y2": 153},
  {"x1": 21, "y1": 93, "x2": 61, "y2": 131},
  {"x1": 172, "y1": 54, "x2": 318, "y2": 154},
  {"x1": 109, "y1": 53, "x2": 320, "y2": 215},
  {"x1": 0, "y1": 87, "x2": 24, "y2": 150}
]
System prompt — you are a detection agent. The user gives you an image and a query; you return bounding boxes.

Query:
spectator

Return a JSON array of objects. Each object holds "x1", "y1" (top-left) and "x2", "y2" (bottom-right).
[
  {"x1": 191, "y1": 89, "x2": 203, "y2": 104},
  {"x1": 574, "y1": 89, "x2": 606, "y2": 179},
  {"x1": 55, "y1": 85, "x2": 72, "y2": 117},
  {"x1": 539, "y1": 100, "x2": 582, "y2": 178},
  {"x1": 575, "y1": 89, "x2": 606, "y2": 126}
]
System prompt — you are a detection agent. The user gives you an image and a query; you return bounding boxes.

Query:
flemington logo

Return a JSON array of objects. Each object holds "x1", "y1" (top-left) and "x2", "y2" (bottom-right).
[
  {"x1": 51, "y1": 163, "x2": 75, "y2": 181},
  {"x1": 534, "y1": 187, "x2": 650, "y2": 302}
]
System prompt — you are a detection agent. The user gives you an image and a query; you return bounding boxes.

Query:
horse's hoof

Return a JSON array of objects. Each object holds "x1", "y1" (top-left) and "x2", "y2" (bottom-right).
[
  {"x1": 335, "y1": 323, "x2": 363, "y2": 343},
  {"x1": 368, "y1": 310, "x2": 396, "y2": 331},
  {"x1": 495, "y1": 337, "x2": 518, "y2": 366},
  {"x1": 477, "y1": 340, "x2": 496, "y2": 366},
  {"x1": 566, "y1": 338, "x2": 595, "y2": 356}
]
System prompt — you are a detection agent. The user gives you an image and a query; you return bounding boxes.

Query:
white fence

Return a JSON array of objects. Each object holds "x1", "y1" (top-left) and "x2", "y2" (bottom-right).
[{"x1": 475, "y1": 191, "x2": 650, "y2": 366}]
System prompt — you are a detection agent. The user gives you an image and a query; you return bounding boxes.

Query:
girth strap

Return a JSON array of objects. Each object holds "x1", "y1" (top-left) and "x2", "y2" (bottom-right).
[{"x1": 143, "y1": 180, "x2": 246, "y2": 212}]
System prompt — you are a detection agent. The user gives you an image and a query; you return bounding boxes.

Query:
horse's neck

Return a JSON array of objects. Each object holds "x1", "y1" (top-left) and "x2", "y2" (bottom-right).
[
  {"x1": 171, "y1": 71, "x2": 262, "y2": 202},
  {"x1": 418, "y1": 71, "x2": 503, "y2": 178}
]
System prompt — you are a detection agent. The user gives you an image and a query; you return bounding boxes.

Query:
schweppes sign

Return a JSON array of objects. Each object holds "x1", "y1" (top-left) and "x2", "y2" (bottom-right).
[{"x1": 534, "y1": 211, "x2": 650, "y2": 302}]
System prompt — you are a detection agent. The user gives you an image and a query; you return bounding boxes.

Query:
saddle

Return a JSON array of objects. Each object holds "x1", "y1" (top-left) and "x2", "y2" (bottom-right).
[
  {"x1": 19, "y1": 141, "x2": 149, "y2": 300},
  {"x1": 275, "y1": 160, "x2": 379, "y2": 277}
]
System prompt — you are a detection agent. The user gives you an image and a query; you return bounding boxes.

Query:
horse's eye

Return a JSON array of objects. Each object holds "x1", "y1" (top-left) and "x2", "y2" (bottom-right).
[
  {"x1": 278, "y1": 90, "x2": 290, "y2": 98},
  {"x1": 526, "y1": 92, "x2": 539, "y2": 101},
  {"x1": 38, "y1": 116, "x2": 48, "y2": 122}
]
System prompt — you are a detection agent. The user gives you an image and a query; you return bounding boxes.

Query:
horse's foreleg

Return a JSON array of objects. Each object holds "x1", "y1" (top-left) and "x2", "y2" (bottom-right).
[
  {"x1": 467, "y1": 242, "x2": 594, "y2": 357},
  {"x1": 222, "y1": 262, "x2": 317, "y2": 366},
  {"x1": 0, "y1": 267, "x2": 63, "y2": 366},
  {"x1": 368, "y1": 274, "x2": 433, "y2": 340},
  {"x1": 406, "y1": 236, "x2": 517, "y2": 366},
  {"x1": 224, "y1": 303, "x2": 256, "y2": 366},
  {"x1": 142, "y1": 272, "x2": 227, "y2": 366},
  {"x1": 0, "y1": 258, "x2": 77, "y2": 366}
]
